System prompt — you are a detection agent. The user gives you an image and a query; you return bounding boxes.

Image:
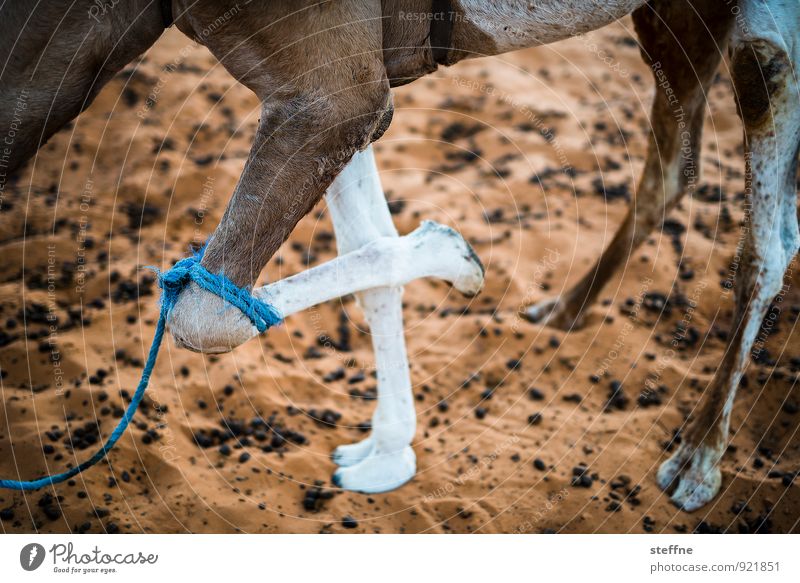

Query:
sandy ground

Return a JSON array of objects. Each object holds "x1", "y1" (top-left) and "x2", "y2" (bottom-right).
[{"x1": 1, "y1": 19, "x2": 799, "y2": 534}]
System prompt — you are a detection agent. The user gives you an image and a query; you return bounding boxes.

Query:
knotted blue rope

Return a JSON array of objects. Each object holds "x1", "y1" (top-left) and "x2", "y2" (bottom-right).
[{"x1": 0, "y1": 248, "x2": 282, "y2": 490}]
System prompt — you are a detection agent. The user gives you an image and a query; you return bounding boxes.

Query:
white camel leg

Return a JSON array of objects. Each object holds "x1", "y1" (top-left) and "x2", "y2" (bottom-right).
[
  {"x1": 321, "y1": 147, "x2": 418, "y2": 492},
  {"x1": 168, "y1": 215, "x2": 484, "y2": 356},
  {"x1": 325, "y1": 147, "x2": 401, "y2": 469},
  {"x1": 257, "y1": 220, "x2": 483, "y2": 316}
]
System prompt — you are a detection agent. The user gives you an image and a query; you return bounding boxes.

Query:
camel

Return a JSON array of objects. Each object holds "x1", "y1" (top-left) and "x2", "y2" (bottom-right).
[{"x1": 1, "y1": 0, "x2": 798, "y2": 511}]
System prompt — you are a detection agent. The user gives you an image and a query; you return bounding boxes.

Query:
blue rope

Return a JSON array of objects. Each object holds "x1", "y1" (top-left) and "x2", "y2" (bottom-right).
[{"x1": 0, "y1": 248, "x2": 282, "y2": 491}]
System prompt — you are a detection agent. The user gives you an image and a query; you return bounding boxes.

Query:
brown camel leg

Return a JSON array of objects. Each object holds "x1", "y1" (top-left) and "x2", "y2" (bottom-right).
[
  {"x1": 0, "y1": 1, "x2": 166, "y2": 174},
  {"x1": 525, "y1": 0, "x2": 734, "y2": 329},
  {"x1": 658, "y1": 0, "x2": 800, "y2": 512},
  {"x1": 167, "y1": 0, "x2": 393, "y2": 350}
]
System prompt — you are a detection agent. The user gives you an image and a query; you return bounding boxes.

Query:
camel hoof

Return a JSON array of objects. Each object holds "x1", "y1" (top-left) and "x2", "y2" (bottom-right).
[
  {"x1": 332, "y1": 445, "x2": 415, "y2": 493},
  {"x1": 332, "y1": 437, "x2": 374, "y2": 468},
  {"x1": 411, "y1": 220, "x2": 485, "y2": 297},
  {"x1": 524, "y1": 296, "x2": 584, "y2": 330},
  {"x1": 657, "y1": 442, "x2": 723, "y2": 512}
]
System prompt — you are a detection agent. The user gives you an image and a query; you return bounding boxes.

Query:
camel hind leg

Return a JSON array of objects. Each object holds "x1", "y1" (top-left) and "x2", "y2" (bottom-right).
[
  {"x1": 324, "y1": 146, "x2": 485, "y2": 493},
  {"x1": 325, "y1": 146, "x2": 416, "y2": 492},
  {"x1": 526, "y1": 0, "x2": 734, "y2": 329},
  {"x1": 658, "y1": 0, "x2": 800, "y2": 511}
]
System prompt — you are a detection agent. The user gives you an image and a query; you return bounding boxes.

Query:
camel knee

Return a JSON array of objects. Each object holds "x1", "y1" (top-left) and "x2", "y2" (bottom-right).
[
  {"x1": 331, "y1": 83, "x2": 394, "y2": 154},
  {"x1": 731, "y1": 40, "x2": 792, "y2": 127},
  {"x1": 730, "y1": 1, "x2": 798, "y2": 128},
  {"x1": 262, "y1": 83, "x2": 392, "y2": 190}
]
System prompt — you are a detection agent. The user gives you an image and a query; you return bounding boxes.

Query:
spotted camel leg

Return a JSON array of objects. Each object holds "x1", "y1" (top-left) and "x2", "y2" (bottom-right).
[
  {"x1": 323, "y1": 146, "x2": 419, "y2": 492},
  {"x1": 658, "y1": 0, "x2": 800, "y2": 511},
  {"x1": 526, "y1": 0, "x2": 734, "y2": 329}
]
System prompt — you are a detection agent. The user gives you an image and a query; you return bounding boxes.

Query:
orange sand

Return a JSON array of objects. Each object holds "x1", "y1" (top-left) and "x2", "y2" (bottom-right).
[{"x1": 1, "y1": 20, "x2": 799, "y2": 534}]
